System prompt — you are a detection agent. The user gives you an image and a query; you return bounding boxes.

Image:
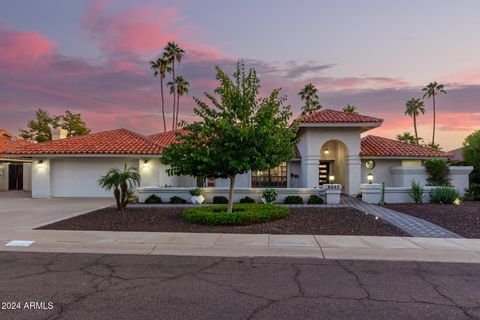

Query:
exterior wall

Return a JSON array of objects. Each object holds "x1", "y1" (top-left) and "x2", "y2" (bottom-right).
[
  {"x1": 46, "y1": 158, "x2": 138, "y2": 198},
  {"x1": 215, "y1": 172, "x2": 251, "y2": 188},
  {"x1": 362, "y1": 184, "x2": 441, "y2": 204},
  {"x1": 287, "y1": 161, "x2": 301, "y2": 188},
  {"x1": 137, "y1": 186, "x2": 340, "y2": 204},
  {"x1": 23, "y1": 163, "x2": 32, "y2": 191},
  {"x1": 32, "y1": 159, "x2": 51, "y2": 198},
  {"x1": 0, "y1": 162, "x2": 6, "y2": 190},
  {"x1": 361, "y1": 159, "x2": 402, "y2": 187},
  {"x1": 298, "y1": 127, "x2": 362, "y2": 196}
]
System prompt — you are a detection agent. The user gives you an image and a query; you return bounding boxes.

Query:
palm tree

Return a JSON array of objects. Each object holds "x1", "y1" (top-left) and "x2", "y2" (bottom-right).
[
  {"x1": 175, "y1": 76, "x2": 190, "y2": 127},
  {"x1": 299, "y1": 83, "x2": 321, "y2": 116},
  {"x1": 342, "y1": 104, "x2": 358, "y2": 114},
  {"x1": 404, "y1": 98, "x2": 426, "y2": 144},
  {"x1": 163, "y1": 42, "x2": 185, "y2": 130},
  {"x1": 396, "y1": 132, "x2": 417, "y2": 144},
  {"x1": 150, "y1": 57, "x2": 171, "y2": 132},
  {"x1": 422, "y1": 82, "x2": 446, "y2": 145},
  {"x1": 98, "y1": 164, "x2": 141, "y2": 214}
]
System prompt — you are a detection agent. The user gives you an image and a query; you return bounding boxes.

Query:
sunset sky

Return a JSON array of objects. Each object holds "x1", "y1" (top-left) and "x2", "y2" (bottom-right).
[{"x1": 1, "y1": 0, "x2": 479, "y2": 150}]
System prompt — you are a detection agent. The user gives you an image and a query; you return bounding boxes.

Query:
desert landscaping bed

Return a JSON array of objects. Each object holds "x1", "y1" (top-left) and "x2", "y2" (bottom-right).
[
  {"x1": 38, "y1": 206, "x2": 408, "y2": 236},
  {"x1": 386, "y1": 201, "x2": 480, "y2": 238}
]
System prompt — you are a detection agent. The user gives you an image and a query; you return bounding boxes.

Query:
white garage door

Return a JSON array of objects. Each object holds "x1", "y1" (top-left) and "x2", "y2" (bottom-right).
[{"x1": 52, "y1": 158, "x2": 138, "y2": 197}]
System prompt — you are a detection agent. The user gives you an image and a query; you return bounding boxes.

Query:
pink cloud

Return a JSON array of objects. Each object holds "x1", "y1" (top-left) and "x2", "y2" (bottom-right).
[{"x1": 0, "y1": 23, "x2": 55, "y2": 70}]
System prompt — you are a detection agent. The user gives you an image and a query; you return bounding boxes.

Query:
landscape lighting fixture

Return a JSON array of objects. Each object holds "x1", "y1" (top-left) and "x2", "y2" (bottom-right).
[{"x1": 367, "y1": 173, "x2": 374, "y2": 184}]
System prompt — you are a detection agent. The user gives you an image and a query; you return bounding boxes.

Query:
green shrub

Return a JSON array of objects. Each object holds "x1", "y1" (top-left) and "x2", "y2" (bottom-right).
[
  {"x1": 145, "y1": 194, "x2": 162, "y2": 204},
  {"x1": 170, "y1": 196, "x2": 187, "y2": 204},
  {"x1": 262, "y1": 188, "x2": 278, "y2": 203},
  {"x1": 465, "y1": 183, "x2": 480, "y2": 201},
  {"x1": 240, "y1": 196, "x2": 256, "y2": 203},
  {"x1": 425, "y1": 158, "x2": 450, "y2": 186},
  {"x1": 284, "y1": 195, "x2": 303, "y2": 204},
  {"x1": 213, "y1": 196, "x2": 228, "y2": 204},
  {"x1": 182, "y1": 204, "x2": 290, "y2": 226},
  {"x1": 410, "y1": 181, "x2": 424, "y2": 204},
  {"x1": 307, "y1": 195, "x2": 324, "y2": 204},
  {"x1": 189, "y1": 188, "x2": 204, "y2": 196},
  {"x1": 430, "y1": 187, "x2": 460, "y2": 204}
]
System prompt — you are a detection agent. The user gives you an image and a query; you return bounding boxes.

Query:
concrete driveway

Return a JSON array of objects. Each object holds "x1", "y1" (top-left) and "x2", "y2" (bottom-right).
[{"x1": 0, "y1": 191, "x2": 113, "y2": 232}]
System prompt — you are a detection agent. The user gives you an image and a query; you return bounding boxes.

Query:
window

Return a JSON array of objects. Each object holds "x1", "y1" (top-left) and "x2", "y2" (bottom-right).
[{"x1": 251, "y1": 163, "x2": 287, "y2": 188}]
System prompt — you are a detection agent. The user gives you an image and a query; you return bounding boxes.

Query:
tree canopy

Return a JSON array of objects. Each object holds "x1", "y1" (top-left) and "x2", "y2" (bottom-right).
[
  {"x1": 161, "y1": 62, "x2": 299, "y2": 212},
  {"x1": 298, "y1": 83, "x2": 322, "y2": 116},
  {"x1": 463, "y1": 130, "x2": 480, "y2": 183},
  {"x1": 19, "y1": 108, "x2": 91, "y2": 142}
]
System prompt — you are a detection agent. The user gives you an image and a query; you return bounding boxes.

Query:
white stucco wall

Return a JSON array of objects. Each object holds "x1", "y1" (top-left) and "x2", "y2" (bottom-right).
[
  {"x1": 23, "y1": 163, "x2": 32, "y2": 191},
  {"x1": 35, "y1": 158, "x2": 138, "y2": 198},
  {"x1": 361, "y1": 159, "x2": 402, "y2": 187}
]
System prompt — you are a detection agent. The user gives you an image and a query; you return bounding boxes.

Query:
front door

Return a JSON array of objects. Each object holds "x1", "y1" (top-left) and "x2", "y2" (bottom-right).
[
  {"x1": 8, "y1": 164, "x2": 23, "y2": 190},
  {"x1": 319, "y1": 161, "x2": 330, "y2": 185}
]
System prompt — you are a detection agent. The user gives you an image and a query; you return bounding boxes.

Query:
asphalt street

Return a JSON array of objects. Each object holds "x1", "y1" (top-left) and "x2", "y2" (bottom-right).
[{"x1": 1, "y1": 252, "x2": 480, "y2": 320}]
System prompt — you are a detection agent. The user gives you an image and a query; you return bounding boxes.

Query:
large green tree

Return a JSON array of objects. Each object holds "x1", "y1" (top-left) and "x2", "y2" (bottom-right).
[
  {"x1": 162, "y1": 63, "x2": 299, "y2": 213},
  {"x1": 298, "y1": 83, "x2": 321, "y2": 116},
  {"x1": 150, "y1": 57, "x2": 171, "y2": 132},
  {"x1": 422, "y1": 82, "x2": 446, "y2": 145},
  {"x1": 19, "y1": 108, "x2": 90, "y2": 142},
  {"x1": 163, "y1": 41, "x2": 185, "y2": 130},
  {"x1": 404, "y1": 98, "x2": 426, "y2": 144},
  {"x1": 463, "y1": 130, "x2": 480, "y2": 183}
]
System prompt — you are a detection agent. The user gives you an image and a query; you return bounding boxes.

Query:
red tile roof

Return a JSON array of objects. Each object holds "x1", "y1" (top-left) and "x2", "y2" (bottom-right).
[
  {"x1": 0, "y1": 130, "x2": 33, "y2": 155},
  {"x1": 300, "y1": 109, "x2": 383, "y2": 124},
  {"x1": 360, "y1": 135, "x2": 451, "y2": 158},
  {"x1": 148, "y1": 129, "x2": 189, "y2": 146},
  {"x1": 6, "y1": 129, "x2": 164, "y2": 155},
  {"x1": 448, "y1": 148, "x2": 463, "y2": 162}
]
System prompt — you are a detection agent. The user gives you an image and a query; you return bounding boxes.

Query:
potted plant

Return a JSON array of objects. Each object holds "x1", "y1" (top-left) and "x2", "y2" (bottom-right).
[
  {"x1": 261, "y1": 188, "x2": 278, "y2": 204},
  {"x1": 189, "y1": 188, "x2": 205, "y2": 204}
]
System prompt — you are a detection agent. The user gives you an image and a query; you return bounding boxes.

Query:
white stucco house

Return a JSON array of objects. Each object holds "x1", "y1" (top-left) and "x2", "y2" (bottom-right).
[{"x1": 5, "y1": 109, "x2": 473, "y2": 203}]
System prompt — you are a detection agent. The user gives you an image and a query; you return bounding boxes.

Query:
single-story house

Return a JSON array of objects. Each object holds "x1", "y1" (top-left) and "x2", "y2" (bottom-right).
[
  {"x1": 0, "y1": 130, "x2": 32, "y2": 191},
  {"x1": 5, "y1": 109, "x2": 473, "y2": 202}
]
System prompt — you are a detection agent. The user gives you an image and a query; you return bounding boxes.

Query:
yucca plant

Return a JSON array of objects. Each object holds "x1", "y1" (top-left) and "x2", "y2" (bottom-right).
[{"x1": 98, "y1": 164, "x2": 141, "y2": 214}]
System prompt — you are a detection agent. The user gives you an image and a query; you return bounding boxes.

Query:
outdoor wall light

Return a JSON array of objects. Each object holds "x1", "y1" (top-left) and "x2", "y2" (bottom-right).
[
  {"x1": 328, "y1": 175, "x2": 335, "y2": 182},
  {"x1": 324, "y1": 148, "x2": 330, "y2": 155},
  {"x1": 143, "y1": 159, "x2": 148, "y2": 169},
  {"x1": 37, "y1": 160, "x2": 44, "y2": 168},
  {"x1": 367, "y1": 172, "x2": 374, "y2": 184}
]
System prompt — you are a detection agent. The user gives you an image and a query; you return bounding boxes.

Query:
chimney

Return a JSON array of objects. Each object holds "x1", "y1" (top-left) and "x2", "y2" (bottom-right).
[{"x1": 50, "y1": 127, "x2": 68, "y2": 140}]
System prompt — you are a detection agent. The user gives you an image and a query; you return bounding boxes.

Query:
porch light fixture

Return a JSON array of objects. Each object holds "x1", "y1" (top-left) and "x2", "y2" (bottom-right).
[
  {"x1": 328, "y1": 175, "x2": 335, "y2": 182},
  {"x1": 324, "y1": 148, "x2": 330, "y2": 155},
  {"x1": 367, "y1": 172, "x2": 374, "y2": 184},
  {"x1": 37, "y1": 160, "x2": 44, "y2": 168},
  {"x1": 143, "y1": 159, "x2": 148, "y2": 169}
]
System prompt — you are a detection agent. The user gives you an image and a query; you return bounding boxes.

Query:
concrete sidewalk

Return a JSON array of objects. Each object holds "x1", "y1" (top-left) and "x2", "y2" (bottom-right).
[{"x1": 2, "y1": 230, "x2": 480, "y2": 263}]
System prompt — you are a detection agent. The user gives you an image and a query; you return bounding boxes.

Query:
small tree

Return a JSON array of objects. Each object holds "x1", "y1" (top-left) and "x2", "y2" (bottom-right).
[
  {"x1": 342, "y1": 104, "x2": 358, "y2": 114},
  {"x1": 463, "y1": 130, "x2": 480, "y2": 183},
  {"x1": 98, "y1": 164, "x2": 141, "y2": 214},
  {"x1": 162, "y1": 62, "x2": 299, "y2": 213},
  {"x1": 396, "y1": 132, "x2": 418, "y2": 145},
  {"x1": 61, "y1": 110, "x2": 91, "y2": 137},
  {"x1": 424, "y1": 158, "x2": 450, "y2": 186}
]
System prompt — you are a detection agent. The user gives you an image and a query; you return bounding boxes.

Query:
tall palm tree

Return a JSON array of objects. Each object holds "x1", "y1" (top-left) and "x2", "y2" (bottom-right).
[
  {"x1": 98, "y1": 164, "x2": 141, "y2": 214},
  {"x1": 404, "y1": 98, "x2": 426, "y2": 144},
  {"x1": 163, "y1": 42, "x2": 185, "y2": 130},
  {"x1": 342, "y1": 104, "x2": 358, "y2": 114},
  {"x1": 167, "y1": 76, "x2": 190, "y2": 129},
  {"x1": 298, "y1": 83, "x2": 321, "y2": 116},
  {"x1": 422, "y1": 82, "x2": 446, "y2": 145},
  {"x1": 150, "y1": 57, "x2": 171, "y2": 132}
]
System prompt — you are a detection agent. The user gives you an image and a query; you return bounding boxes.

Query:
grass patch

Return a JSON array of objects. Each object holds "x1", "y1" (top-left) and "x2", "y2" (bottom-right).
[{"x1": 182, "y1": 204, "x2": 290, "y2": 226}]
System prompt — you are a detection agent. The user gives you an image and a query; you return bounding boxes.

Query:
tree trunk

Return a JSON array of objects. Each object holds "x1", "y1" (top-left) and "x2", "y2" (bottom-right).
[
  {"x1": 413, "y1": 114, "x2": 418, "y2": 144},
  {"x1": 120, "y1": 181, "x2": 128, "y2": 215},
  {"x1": 171, "y1": 62, "x2": 176, "y2": 130},
  {"x1": 432, "y1": 93, "x2": 436, "y2": 145},
  {"x1": 176, "y1": 93, "x2": 180, "y2": 129},
  {"x1": 114, "y1": 187, "x2": 121, "y2": 211},
  {"x1": 160, "y1": 76, "x2": 166, "y2": 132},
  {"x1": 227, "y1": 174, "x2": 235, "y2": 213}
]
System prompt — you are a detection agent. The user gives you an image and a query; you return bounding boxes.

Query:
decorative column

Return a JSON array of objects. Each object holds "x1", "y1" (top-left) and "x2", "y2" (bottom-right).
[
  {"x1": 345, "y1": 154, "x2": 361, "y2": 196},
  {"x1": 32, "y1": 158, "x2": 51, "y2": 198},
  {"x1": 301, "y1": 154, "x2": 320, "y2": 188}
]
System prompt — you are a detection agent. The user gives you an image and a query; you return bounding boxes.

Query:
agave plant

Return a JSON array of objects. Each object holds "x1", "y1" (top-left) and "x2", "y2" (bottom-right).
[{"x1": 98, "y1": 164, "x2": 141, "y2": 214}]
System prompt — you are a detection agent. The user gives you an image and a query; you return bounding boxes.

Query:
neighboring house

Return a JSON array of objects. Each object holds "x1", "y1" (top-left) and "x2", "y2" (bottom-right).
[
  {"x1": 448, "y1": 147, "x2": 463, "y2": 162},
  {"x1": 0, "y1": 130, "x2": 33, "y2": 191},
  {"x1": 5, "y1": 109, "x2": 472, "y2": 200}
]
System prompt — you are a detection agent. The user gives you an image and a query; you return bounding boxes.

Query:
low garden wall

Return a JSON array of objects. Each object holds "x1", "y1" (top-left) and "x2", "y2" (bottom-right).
[
  {"x1": 136, "y1": 186, "x2": 342, "y2": 204},
  {"x1": 361, "y1": 184, "x2": 444, "y2": 204}
]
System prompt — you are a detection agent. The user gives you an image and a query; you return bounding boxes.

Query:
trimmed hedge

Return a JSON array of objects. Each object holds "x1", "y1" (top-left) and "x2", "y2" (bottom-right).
[
  {"x1": 182, "y1": 204, "x2": 290, "y2": 226},
  {"x1": 307, "y1": 195, "x2": 324, "y2": 204},
  {"x1": 239, "y1": 196, "x2": 255, "y2": 204},
  {"x1": 145, "y1": 194, "x2": 162, "y2": 204},
  {"x1": 212, "y1": 196, "x2": 229, "y2": 204},
  {"x1": 284, "y1": 195, "x2": 303, "y2": 204},
  {"x1": 170, "y1": 196, "x2": 187, "y2": 204}
]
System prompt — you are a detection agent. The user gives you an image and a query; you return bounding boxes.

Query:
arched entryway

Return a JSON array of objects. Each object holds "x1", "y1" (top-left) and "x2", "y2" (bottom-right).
[{"x1": 319, "y1": 140, "x2": 348, "y2": 191}]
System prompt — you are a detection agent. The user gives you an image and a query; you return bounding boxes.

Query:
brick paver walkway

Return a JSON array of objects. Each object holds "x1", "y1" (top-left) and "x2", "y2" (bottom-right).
[{"x1": 342, "y1": 197, "x2": 462, "y2": 238}]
